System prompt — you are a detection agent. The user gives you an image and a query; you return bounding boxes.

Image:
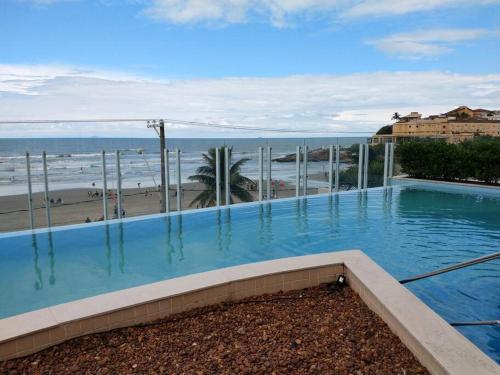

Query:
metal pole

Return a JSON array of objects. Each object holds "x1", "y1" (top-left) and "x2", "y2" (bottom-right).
[
  {"x1": 400, "y1": 251, "x2": 500, "y2": 284},
  {"x1": 389, "y1": 143, "x2": 395, "y2": 179},
  {"x1": 295, "y1": 146, "x2": 300, "y2": 197},
  {"x1": 258, "y1": 147, "x2": 263, "y2": 202},
  {"x1": 328, "y1": 145, "x2": 333, "y2": 193},
  {"x1": 266, "y1": 146, "x2": 271, "y2": 201},
  {"x1": 383, "y1": 143, "x2": 389, "y2": 188},
  {"x1": 225, "y1": 147, "x2": 230, "y2": 206},
  {"x1": 363, "y1": 143, "x2": 369, "y2": 190},
  {"x1": 450, "y1": 320, "x2": 500, "y2": 327},
  {"x1": 216, "y1": 147, "x2": 221, "y2": 207},
  {"x1": 42, "y1": 151, "x2": 51, "y2": 228},
  {"x1": 26, "y1": 152, "x2": 34, "y2": 229},
  {"x1": 303, "y1": 145, "x2": 308, "y2": 196},
  {"x1": 101, "y1": 150, "x2": 108, "y2": 220},
  {"x1": 115, "y1": 150, "x2": 122, "y2": 219},
  {"x1": 335, "y1": 145, "x2": 340, "y2": 192},
  {"x1": 159, "y1": 120, "x2": 166, "y2": 213},
  {"x1": 357, "y1": 144, "x2": 364, "y2": 190},
  {"x1": 165, "y1": 149, "x2": 170, "y2": 213},
  {"x1": 176, "y1": 148, "x2": 181, "y2": 211}
]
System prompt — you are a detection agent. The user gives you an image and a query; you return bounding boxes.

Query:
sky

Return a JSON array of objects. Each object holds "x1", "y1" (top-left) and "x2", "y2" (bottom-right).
[{"x1": 0, "y1": 0, "x2": 499, "y2": 137}]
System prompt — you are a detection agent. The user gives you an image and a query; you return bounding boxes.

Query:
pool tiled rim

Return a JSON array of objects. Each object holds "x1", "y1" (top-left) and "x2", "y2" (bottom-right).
[{"x1": 0, "y1": 250, "x2": 497, "y2": 375}]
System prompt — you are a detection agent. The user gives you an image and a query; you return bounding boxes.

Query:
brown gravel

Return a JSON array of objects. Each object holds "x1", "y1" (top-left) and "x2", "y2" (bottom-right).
[{"x1": 1, "y1": 286, "x2": 429, "y2": 375}]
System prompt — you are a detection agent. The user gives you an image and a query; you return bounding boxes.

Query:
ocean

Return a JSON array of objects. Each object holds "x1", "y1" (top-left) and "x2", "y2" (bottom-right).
[{"x1": 0, "y1": 137, "x2": 367, "y2": 196}]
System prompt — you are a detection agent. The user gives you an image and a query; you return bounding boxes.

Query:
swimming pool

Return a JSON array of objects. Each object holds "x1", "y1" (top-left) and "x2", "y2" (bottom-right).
[{"x1": 0, "y1": 181, "x2": 499, "y2": 362}]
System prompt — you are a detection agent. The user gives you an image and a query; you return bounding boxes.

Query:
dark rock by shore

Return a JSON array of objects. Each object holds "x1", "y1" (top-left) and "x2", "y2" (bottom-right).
[{"x1": 273, "y1": 148, "x2": 352, "y2": 163}]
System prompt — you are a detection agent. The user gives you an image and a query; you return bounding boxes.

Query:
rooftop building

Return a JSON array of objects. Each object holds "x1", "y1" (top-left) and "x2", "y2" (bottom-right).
[{"x1": 373, "y1": 106, "x2": 500, "y2": 144}]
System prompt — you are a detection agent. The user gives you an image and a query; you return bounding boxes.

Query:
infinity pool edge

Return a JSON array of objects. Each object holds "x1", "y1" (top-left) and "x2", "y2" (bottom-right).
[{"x1": 0, "y1": 250, "x2": 497, "y2": 375}]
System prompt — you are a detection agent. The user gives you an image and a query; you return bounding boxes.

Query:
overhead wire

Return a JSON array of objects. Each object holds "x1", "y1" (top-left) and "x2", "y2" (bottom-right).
[{"x1": 0, "y1": 118, "x2": 374, "y2": 135}]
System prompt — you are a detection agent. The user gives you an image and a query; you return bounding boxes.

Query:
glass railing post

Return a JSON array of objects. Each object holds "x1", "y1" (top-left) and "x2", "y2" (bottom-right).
[
  {"x1": 303, "y1": 145, "x2": 308, "y2": 196},
  {"x1": 295, "y1": 146, "x2": 300, "y2": 197},
  {"x1": 165, "y1": 149, "x2": 170, "y2": 213},
  {"x1": 389, "y1": 143, "x2": 395, "y2": 181},
  {"x1": 101, "y1": 150, "x2": 108, "y2": 220},
  {"x1": 363, "y1": 143, "x2": 369, "y2": 190},
  {"x1": 225, "y1": 147, "x2": 230, "y2": 206},
  {"x1": 216, "y1": 147, "x2": 221, "y2": 207},
  {"x1": 266, "y1": 146, "x2": 272, "y2": 201},
  {"x1": 383, "y1": 143, "x2": 389, "y2": 188},
  {"x1": 258, "y1": 147, "x2": 263, "y2": 201},
  {"x1": 42, "y1": 151, "x2": 51, "y2": 227},
  {"x1": 26, "y1": 152, "x2": 34, "y2": 229},
  {"x1": 357, "y1": 144, "x2": 364, "y2": 190},
  {"x1": 335, "y1": 144, "x2": 340, "y2": 192},
  {"x1": 115, "y1": 150, "x2": 122, "y2": 219},
  {"x1": 328, "y1": 145, "x2": 334, "y2": 192},
  {"x1": 175, "y1": 148, "x2": 181, "y2": 211}
]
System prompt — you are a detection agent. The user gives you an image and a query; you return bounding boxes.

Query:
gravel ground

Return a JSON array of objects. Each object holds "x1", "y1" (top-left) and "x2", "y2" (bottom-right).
[{"x1": 1, "y1": 286, "x2": 429, "y2": 375}]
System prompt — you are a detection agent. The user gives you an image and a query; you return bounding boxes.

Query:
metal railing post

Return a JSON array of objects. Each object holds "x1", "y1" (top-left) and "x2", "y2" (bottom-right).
[
  {"x1": 216, "y1": 147, "x2": 221, "y2": 207},
  {"x1": 303, "y1": 145, "x2": 308, "y2": 196},
  {"x1": 335, "y1": 144, "x2": 340, "y2": 192},
  {"x1": 389, "y1": 143, "x2": 395, "y2": 180},
  {"x1": 266, "y1": 146, "x2": 271, "y2": 200},
  {"x1": 383, "y1": 143, "x2": 389, "y2": 188},
  {"x1": 101, "y1": 150, "x2": 108, "y2": 220},
  {"x1": 295, "y1": 146, "x2": 301, "y2": 197},
  {"x1": 165, "y1": 149, "x2": 170, "y2": 213},
  {"x1": 357, "y1": 144, "x2": 364, "y2": 190},
  {"x1": 115, "y1": 150, "x2": 122, "y2": 219},
  {"x1": 363, "y1": 143, "x2": 369, "y2": 190},
  {"x1": 26, "y1": 152, "x2": 34, "y2": 229},
  {"x1": 42, "y1": 151, "x2": 51, "y2": 228},
  {"x1": 328, "y1": 145, "x2": 333, "y2": 193},
  {"x1": 225, "y1": 147, "x2": 230, "y2": 206},
  {"x1": 258, "y1": 147, "x2": 263, "y2": 201},
  {"x1": 176, "y1": 148, "x2": 181, "y2": 211}
]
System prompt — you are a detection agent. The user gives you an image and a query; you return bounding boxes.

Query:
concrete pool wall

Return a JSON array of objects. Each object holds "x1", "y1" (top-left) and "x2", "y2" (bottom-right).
[{"x1": 0, "y1": 250, "x2": 497, "y2": 374}]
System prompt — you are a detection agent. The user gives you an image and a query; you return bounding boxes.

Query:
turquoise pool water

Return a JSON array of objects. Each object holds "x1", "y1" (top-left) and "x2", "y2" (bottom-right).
[{"x1": 0, "y1": 182, "x2": 499, "y2": 362}]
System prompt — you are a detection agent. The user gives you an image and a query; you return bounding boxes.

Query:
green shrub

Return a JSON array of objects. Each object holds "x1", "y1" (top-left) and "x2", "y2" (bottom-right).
[{"x1": 396, "y1": 137, "x2": 500, "y2": 184}]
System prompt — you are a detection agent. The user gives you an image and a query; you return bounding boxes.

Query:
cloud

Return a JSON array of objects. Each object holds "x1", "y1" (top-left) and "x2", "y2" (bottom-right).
[
  {"x1": 342, "y1": 0, "x2": 500, "y2": 17},
  {"x1": 142, "y1": 0, "x2": 347, "y2": 27},
  {"x1": 142, "y1": 0, "x2": 500, "y2": 26},
  {"x1": 369, "y1": 28, "x2": 492, "y2": 58},
  {"x1": 0, "y1": 64, "x2": 499, "y2": 138},
  {"x1": 17, "y1": 0, "x2": 500, "y2": 26}
]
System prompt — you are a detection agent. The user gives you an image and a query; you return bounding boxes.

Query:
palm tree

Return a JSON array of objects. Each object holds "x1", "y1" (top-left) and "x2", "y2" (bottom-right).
[
  {"x1": 188, "y1": 147, "x2": 254, "y2": 208},
  {"x1": 391, "y1": 112, "x2": 401, "y2": 121}
]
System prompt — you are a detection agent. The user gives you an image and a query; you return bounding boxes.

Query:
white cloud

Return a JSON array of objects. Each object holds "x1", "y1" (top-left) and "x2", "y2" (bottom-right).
[
  {"x1": 143, "y1": 0, "x2": 347, "y2": 27},
  {"x1": 342, "y1": 0, "x2": 500, "y2": 17},
  {"x1": 0, "y1": 65, "x2": 499, "y2": 138},
  {"x1": 369, "y1": 28, "x2": 491, "y2": 58},
  {"x1": 142, "y1": 0, "x2": 500, "y2": 25}
]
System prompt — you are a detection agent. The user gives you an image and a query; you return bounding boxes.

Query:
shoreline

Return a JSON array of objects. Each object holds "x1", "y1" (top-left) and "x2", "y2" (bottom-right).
[{"x1": 0, "y1": 181, "x2": 320, "y2": 233}]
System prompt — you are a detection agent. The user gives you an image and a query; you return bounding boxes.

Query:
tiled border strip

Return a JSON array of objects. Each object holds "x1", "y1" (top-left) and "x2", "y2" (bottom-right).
[
  {"x1": 0, "y1": 250, "x2": 498, "y2": 374},
  {"x1": 392, "y1": 176, "x2": 500, "y2": 193}
]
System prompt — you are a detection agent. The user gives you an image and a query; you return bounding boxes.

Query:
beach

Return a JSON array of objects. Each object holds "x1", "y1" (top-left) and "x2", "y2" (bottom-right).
[{"x1": 0, "y1": 181, "x2": 323, "y2": 233}]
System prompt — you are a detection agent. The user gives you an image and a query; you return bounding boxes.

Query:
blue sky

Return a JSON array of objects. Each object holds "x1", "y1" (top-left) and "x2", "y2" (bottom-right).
[{"x1": 0, "y1": 0, "x2": 499, "y2": 137}]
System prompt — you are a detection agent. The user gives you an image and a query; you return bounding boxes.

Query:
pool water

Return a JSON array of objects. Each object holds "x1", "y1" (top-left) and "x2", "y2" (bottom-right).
[{"x1": 0, "y1": 183, "x2": 499, "y2": 362}]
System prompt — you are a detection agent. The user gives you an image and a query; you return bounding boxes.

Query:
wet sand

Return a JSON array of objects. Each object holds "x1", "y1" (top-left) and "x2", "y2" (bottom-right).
[{"x1": 0, "y1": 182, "x2": 315, "y2": 233}]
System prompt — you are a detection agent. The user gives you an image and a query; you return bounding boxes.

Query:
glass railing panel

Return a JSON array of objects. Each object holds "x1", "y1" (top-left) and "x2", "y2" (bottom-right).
[
  {"x1": 267, "y1": 138, "x2": 300, "y2": 200},
  {"x1": 338, "y1": 143, "x2": 362, "y2": 191},
  {"x1": 47, "y1": 151, "x2": 105, "y2": 227},
  {"x1": 367, "y1": 143, "x2": 385, "y2": 188}
]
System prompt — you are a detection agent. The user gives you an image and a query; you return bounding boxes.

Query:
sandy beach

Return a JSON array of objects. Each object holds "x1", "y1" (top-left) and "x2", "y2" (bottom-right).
[{"x1": 0, "y1": 181, "x2": 321, "y2": 233}]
